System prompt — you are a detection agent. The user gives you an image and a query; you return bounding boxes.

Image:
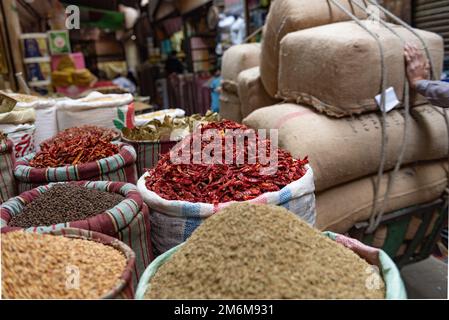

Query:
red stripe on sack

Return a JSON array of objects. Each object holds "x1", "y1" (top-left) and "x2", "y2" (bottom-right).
[
  {"x1": 274, "y1": 110, "x2": 313, "y2": 129},
  {"x1": 136, "y1": 215, "x2": 148, "y2": 267}
]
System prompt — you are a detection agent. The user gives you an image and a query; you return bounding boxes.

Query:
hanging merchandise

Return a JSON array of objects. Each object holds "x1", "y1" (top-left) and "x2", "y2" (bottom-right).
[
  {"x1": 19, "y1": 34, "x2": 49, "y2": 59},
  {"x1": 48, "y1": 31, "x2": 71, "y2": 55},
  {"x1": 230, "y1": 16, "x2": 246, "y2": 45}
]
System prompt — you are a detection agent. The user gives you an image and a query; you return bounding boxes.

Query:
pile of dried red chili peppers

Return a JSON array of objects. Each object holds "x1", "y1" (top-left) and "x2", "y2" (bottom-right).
[
  {"x1": 145, "y1": 120, "x2": 308, "y2": 204},
  {"x1": 30, "y1": 126, "x2": 119, "y2": 168}
]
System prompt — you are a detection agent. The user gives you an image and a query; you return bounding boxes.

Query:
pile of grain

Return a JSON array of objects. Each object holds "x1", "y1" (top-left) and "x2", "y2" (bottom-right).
[
  {"x1": 146, "y1": 203, "x2": 385, "y2": 299},
  {"x1": 8, "y1": 184, "x2": 125, "y2": 228},
  {"x1": 2, "y1": 231, "x2": 127, "y2": 299}
]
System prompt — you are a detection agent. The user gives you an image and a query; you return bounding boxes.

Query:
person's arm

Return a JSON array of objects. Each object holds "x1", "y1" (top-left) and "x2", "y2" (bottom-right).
[
  {"x1": 415, "y1": 80, "x2": 449, "y2": 108},
  {"x1": 404, "y1": 43, "x2": 449, "y2": 107}
]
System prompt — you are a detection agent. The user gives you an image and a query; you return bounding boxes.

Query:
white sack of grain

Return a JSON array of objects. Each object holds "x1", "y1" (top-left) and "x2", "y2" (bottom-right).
[
  {"x1": 277, "y1": 21, "x2": 444, "y2": 117},
  {"x1": 315, "y1": 161, "x2": 448, "y2": 233},
  {"x1": 243, "y1": 103, "x2": 449, "y2": 191},
  {"x1": 237, "y1": 67, "x2": 280, "y2": 119},
  {"x1": 221, "y1": 43, "x2": 261, "y2": 94},
  {"x1": 260, "y1": 0, "x2": 369, "y2": 97}
]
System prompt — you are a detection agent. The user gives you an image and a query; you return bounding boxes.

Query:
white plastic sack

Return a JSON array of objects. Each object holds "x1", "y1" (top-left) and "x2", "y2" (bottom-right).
[
  {"x1": 0, "y1": 124, "x2": 36, "y2": 158},
  {"x1": 56, "y1": 91, "x2": 134, "y2": 131},
  {"x1": 137, "y1": 165, "x2": 316, "y2": 254}
]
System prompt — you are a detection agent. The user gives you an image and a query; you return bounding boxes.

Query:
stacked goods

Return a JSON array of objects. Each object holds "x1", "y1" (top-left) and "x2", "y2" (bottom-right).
[
  {"x1": 220, "y1": 43, "x2": 261, "y2": 122},
  {"x1": 137, "y1": 120, "x2": 315, "y2": 254},
  {"x1": 260, "y1": 0, "x2": 369, "y2": 97},
  {"x1": 237, "y1": 67, "x2": 280, "y2": 119},
  {"x1": 277, "y1": 22, "x2": 444, "y2": 117},
  {"x1": 244, "y1": 104, "x2": 448, "y2": 192},
  {"x1": 0, "y1": 93, "x2": 37, "y2": 158},
  {"x1": 0, "y1": 131, "x2": 16, "y2": 203},
  {"x1": 122, "y1": 112, "x2": 220, "y2": 176},
  {"x1": 1, "y1": 181, "x2": 153, "y2": 286},
  {"x1": 56, "y1": 91, "x2": 134, "y2": 131},
  {"x1": 2, "y1": 229, "x2": 135, "y2": 299},
  {"x1": 137, "y1": 203, "x2": 406, "y2": 299},
  {"x1": 14, "y1": 138, "x2": 137, "y2": 192},
  {"x1": 4, "y1": 93, "x2": 58, "y2": 150},
  {"x1": 315, "y1": 161, "x2": 449, "y2": 233}
]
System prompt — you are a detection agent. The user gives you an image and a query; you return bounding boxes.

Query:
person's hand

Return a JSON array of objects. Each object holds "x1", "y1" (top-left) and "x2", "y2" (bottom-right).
[{"x1": 404, "y1": 43, "x2": 430, "y2": 89}]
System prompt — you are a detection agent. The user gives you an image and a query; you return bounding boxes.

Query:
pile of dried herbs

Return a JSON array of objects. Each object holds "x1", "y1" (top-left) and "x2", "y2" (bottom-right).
[
  {"x1": 145, "y1": 203, "x2": 385, "y2": 299},
  {"x1": 145, "y1": 120, "x2": 308, "y2": 203},
  {"x1": 30, "y1": 126, "x2": 120, "y2": 168},
  {"x1": 122, "y1": 111, "x2": 220, "y2": 142}
]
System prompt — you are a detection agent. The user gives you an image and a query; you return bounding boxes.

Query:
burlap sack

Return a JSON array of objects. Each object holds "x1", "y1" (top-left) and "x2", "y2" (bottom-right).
[
  {"x1": 237, "y1": 67, "x2": 280, "y2": 119},
  {"x1": 243, "y1": 104, "x2": 449, "y2": 191},
  {"x1": 278, "y1": 21, "x2": 444, "y2": 117},
  {"x1": 260, "y1": 0, "x2": 368, "y2": 97},
  {"x1": 219, "y1": 90, "x2": 242, "y2": 123},
  {"x1": 315, "y1": 161, "x2": 448, "y2": 233},
  {"x1": 221, "y1": 43, "x2": 261, "y2": 94}
]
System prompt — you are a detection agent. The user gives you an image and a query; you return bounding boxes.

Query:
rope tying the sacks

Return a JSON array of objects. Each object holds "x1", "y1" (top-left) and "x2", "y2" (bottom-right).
[
  {"x1": 349, "y1": 0, "x2": 413, "y2": 233},
  {"x1": 328, "y1": 0, "x2": 389, "y2": 234}
]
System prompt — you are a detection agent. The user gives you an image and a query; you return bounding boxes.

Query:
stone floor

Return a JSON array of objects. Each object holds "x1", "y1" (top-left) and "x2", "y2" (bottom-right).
[{"x1": 401, "y1": 256, "x2": 448, "y2": 299}]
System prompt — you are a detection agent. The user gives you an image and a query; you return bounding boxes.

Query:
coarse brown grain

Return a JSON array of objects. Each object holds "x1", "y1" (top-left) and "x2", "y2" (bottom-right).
[
  {"x1": 145, "y1": 203, "x2": 385, "y2": 299},
  {"x1": 2, "y1": 231, "x2": 127, "y2": 299},
  {"x1": 8, "y1": 184, "x2": 125, "y2": 228}
]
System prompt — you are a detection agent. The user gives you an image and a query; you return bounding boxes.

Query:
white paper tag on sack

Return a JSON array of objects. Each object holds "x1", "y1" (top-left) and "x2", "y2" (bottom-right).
[{"x1": 375, "y1": 87, "x2": 400, "y2": 113}]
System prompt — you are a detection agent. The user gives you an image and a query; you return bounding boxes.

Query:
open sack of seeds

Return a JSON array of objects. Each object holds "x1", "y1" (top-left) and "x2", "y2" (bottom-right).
[
  {"x1": 56, "y1": 91, "x2": 134, "y2": 131},
  {"x1": 135, "y1": 203, "x2": 406, "y2": 299},
  {"x1": 13, "y1": 128, "x2": 138, "y2": 192},
  {"x1": 137, "y1": 120, "x2": 315, "y2": 255},
  {"x1": 1, "y1": 228, "x2": 136, "y2": 299},
  {"x1": 0, "y1": 132, "x2": 16, "y2": 203},
  {"x1": 0, "y1": 181, "x2": 153, "y2": 286}
]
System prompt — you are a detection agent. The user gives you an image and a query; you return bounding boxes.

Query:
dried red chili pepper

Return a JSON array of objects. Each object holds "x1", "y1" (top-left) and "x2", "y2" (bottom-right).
[
  {"x1": 145, "y1": 120, "x2": 308, "y2": 204},
  {"x1": 29, "y1": 126, "x2": 119, "y2": 168}
]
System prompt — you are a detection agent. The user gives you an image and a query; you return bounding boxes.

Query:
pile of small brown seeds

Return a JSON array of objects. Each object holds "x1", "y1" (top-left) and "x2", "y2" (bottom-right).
[
  {"x1": 2, "y1": 232, "x2": 127, "y2": 299},
  {"x1": 8, "y1": 184, "x2": 125, "y2": 228},
  {"x1": 146, "y1": 203, "x2": 385, "y2": 299}
]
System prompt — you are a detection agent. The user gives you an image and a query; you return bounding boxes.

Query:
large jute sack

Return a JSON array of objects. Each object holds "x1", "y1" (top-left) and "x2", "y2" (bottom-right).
[
  {"x1": 278, "y1": 21, "x2": 444, "y2": 117},
  {"x1": 14, "y1": 143, "x2": 138, "y2": 193},
  {"x1": 315, "y1": 161, "x2": 449, "y2": 233},
  {"x1": 219, "y1": 90, "x2": 242, "y2": 123},
  {"x1": 237, "y1": 67, "x2": 280, "y2": 119},
  {"x1": 260, "y1": 0, "x2": 369, "y2": 97},
  {"x1": 137, "y1": 165, "x2": 316, "y2": 255},
  {"x1": 1, "y1": 181, "x2": 153, "y2": 287},
  {"x1": 243, "y1": 104, "x2": 449, "y2": 191},
  {"x1": 56, "y1": 91, "x2": 135, "y2": 131},
  {"x1": 221, "y1": 43, "x2": 261, "y2": 94},
  {"x1": 0, "y1": 138, "x2": 16, "y2": 203}
]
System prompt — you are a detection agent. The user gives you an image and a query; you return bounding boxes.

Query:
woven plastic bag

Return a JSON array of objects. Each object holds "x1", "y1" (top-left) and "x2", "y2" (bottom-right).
[
  {"x1": 137, "y1": 165, "x2": 316, "y2": 255},
  {"x1": 0, "y1": 138, "x2": 16, "y2": 203},
  {"x1": 1, "y1": 181, "x2": 153, "y2": 286},
  {"x1": 14, "y1": 142, "x2": 138, "y2": 193},
  {"x1": 135, "y1": 232, "x2": 407, "y2": 299}
]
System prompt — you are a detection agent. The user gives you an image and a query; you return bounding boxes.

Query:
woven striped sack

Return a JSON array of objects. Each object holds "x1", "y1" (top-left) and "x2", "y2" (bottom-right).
[
  {"x1": 0, "y1": 138, "x2": 16, "y2": 203},
  {"x1": 122, "y1": 137, "x2": 178, "y2": 177},
  {"x1": 1, "y1": 181, "x2": 153, "y2": 287},
  {"x1": 13, "y1": 143, "x2": 138, "y2": 193},
  {"x1": 137, "y1": 165, "x2": 316, "y2": 255}
]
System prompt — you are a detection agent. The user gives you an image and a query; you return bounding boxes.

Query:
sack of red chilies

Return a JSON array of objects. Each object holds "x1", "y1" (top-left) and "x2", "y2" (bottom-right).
[
  {"x1": 137, "y1": 120, "x2": 316, "y2": 255},
  {"x1": 13, "y1": 127, "x2": 138, "y2": 193}
]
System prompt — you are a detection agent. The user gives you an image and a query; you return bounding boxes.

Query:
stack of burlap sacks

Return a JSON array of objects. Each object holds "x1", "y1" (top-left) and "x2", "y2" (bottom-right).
[{"x1": 223, "y1": 0, "x2": 448, "y2": 242}]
